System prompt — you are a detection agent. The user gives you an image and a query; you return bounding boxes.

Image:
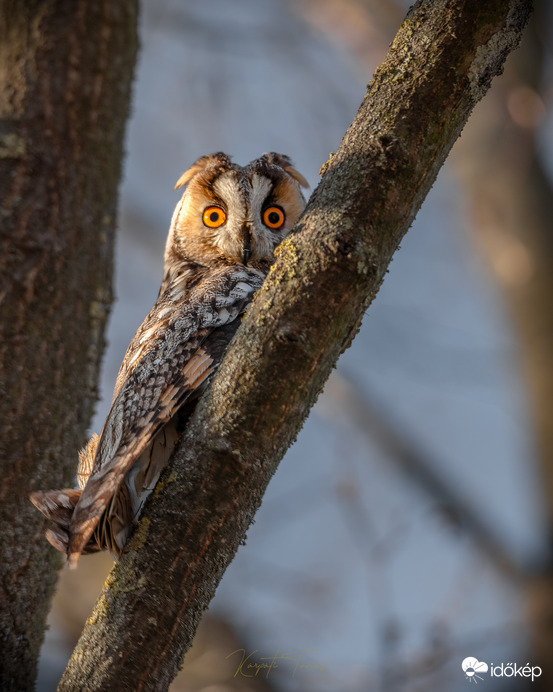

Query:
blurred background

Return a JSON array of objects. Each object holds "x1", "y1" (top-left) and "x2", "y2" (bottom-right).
[{"x1": 37, "y1": 0, "x2": 553, "y2": 690}]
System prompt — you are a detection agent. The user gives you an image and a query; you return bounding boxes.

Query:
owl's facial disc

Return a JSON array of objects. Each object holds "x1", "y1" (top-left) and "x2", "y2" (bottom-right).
[
  {"x1": 205, "y1": 171, "x2": 270, "y2": 264},
  {"x1": 167, "y1": 153, "x2": 306, "y2": 269}
]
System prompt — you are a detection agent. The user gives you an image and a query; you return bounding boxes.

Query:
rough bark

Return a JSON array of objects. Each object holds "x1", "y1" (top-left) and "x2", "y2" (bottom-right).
[
  {"x1": 0, "y1": 1, "x2": 138, "y2": 688},
  {"x1": 59, "y1": 0, "x2": 532, "y2": 689}
]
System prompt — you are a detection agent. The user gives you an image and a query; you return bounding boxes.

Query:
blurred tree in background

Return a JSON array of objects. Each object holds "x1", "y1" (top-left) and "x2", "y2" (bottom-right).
[
  {"x1": 304, "y1": 0, "x2": 553, "y2": 688},
  {"x1": 303, "y1": 0, "x2": 553, "y2": 690}
]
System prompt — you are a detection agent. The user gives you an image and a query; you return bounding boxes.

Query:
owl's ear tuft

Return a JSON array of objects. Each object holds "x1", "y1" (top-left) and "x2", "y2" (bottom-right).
[
  {"x1": 261, "y1": 152, "x2": 309, "y2": 188},
  {"x1": 174, "y1": 152, "x2": 233, "y2": 190}
]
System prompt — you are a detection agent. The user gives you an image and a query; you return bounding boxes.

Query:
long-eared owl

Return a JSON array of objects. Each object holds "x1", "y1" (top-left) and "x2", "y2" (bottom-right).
[{"x1": 30, "y1": 152, "x2": 308, "y2": 568}]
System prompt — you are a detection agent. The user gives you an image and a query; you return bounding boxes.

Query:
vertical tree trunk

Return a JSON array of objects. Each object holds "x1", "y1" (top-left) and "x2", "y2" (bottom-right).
[{"x1": 0, "y1": 1, "x2": 138, "y2": 688}]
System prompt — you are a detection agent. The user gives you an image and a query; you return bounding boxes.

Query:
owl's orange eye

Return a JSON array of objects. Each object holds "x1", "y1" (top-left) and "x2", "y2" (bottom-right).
[
  {"x1": 203, "y1": 206, "x2": 226, "y2": 228},
  {"x1": 262, "y1": 206, "x2": 285, "y2": 230}
]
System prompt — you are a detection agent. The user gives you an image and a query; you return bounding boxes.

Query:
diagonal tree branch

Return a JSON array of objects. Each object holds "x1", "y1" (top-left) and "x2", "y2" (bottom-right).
[{"x1": 59, "y1": 0, "x2": 532, "y2": 689}]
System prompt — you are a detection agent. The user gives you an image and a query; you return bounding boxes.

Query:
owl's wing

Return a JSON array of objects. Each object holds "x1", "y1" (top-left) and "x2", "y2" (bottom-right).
[{"x1": 66, "y1": 265, "x2": 265, "y2": 567}]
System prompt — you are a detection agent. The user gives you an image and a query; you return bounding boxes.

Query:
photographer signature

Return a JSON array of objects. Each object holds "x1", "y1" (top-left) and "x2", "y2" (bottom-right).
[{"x1": 227, "y1": 648, "x2": 327, "y2": 679}]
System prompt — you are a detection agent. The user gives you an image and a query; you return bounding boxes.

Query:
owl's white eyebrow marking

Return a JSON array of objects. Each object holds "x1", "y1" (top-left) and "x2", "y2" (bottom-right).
[
  {"x1": 212, "y1": 171, "x2": 250, "y2": 259},
  {"x1": 213, "y1": 172, "x2": 246, "y2": 225},
  {"x1": 249, "y1": 174, "x2": 273, "y2": 223}
]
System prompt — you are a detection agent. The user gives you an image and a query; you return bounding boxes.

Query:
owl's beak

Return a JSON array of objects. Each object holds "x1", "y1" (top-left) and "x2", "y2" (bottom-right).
[{"x1": 240, "y1": 225, "x2": 252, "y2": 265}]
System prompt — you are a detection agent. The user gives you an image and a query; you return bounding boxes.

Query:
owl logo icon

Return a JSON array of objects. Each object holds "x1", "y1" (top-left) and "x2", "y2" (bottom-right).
[{"x1": 462, "y1": 657, "x2": 488, "y2": 683}]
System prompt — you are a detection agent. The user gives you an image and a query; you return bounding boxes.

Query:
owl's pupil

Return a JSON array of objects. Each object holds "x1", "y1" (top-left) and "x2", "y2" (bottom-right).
[
  {"x1": 209, "y1": 211, "x2": 219, "y2": 222},
  {"x1": 268, "y1": 212, "x2": 280, "y2": 225}
]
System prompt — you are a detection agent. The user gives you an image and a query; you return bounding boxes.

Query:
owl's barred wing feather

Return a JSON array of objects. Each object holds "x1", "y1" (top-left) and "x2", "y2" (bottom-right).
[
  {"x1": 67, "y1": 339, "x2": 213, "y2": 564},
  {"x1": 30, "y1": 339, "x2": 218, "y2": 560},
  {"x1": 66, "y1": 266, "x2": 265, "y2": 566}
]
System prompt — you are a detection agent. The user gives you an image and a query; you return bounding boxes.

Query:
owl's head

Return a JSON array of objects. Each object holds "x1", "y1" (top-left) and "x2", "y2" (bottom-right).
[{"x1": 165, "y1": 152, "x2": 308, "y2": 274}]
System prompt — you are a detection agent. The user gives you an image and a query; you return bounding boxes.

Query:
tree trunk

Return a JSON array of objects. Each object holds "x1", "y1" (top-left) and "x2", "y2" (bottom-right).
[
  {"x1": 0, "y1": 1, "x2": 138, "y2": 688},
  {"x1": 58, "y1": 0, "x2": 532, "y2": 689}
]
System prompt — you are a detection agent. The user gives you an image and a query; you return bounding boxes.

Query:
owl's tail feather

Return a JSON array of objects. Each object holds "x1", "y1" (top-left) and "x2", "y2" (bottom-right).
[{"x1": 29, "y1": 488, "x2": 102, "y2": 561}]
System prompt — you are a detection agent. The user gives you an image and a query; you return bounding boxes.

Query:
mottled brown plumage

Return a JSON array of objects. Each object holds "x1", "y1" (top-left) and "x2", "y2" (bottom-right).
[{"x1": 30, "y1": 152, "x2": 308, "y2": 567}]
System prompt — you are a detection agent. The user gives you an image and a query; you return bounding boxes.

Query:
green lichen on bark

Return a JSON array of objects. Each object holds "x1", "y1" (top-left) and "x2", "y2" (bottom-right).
[
  {"x1": 125, "y1": 516, "x2": 151, "y2": 551},
  {"x1": 0, "y1": 132, "x2": 26, "y2": 157},
  {"x1": 86, "y1": 594, "x2": 110, "y2": 627}
]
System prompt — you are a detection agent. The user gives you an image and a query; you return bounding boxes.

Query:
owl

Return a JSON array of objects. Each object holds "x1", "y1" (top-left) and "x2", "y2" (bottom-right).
[{"x1": 30, "y1": 152, "x2": 308, "y2": 568}]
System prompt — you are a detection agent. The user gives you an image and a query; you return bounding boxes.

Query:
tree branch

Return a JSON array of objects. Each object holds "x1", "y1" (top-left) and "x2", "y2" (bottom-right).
[{"x1": 59, "y1": 0, "x2": 532, "y2": 689}]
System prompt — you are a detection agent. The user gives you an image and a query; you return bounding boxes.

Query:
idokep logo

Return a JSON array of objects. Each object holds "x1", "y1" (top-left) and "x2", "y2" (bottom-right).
[
  {"x1": 462, "y1": 658, "x2": 488, "y2": 684},
  {"x1": 461, "y1": 656, "x2": 542, "y2": 684}
]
